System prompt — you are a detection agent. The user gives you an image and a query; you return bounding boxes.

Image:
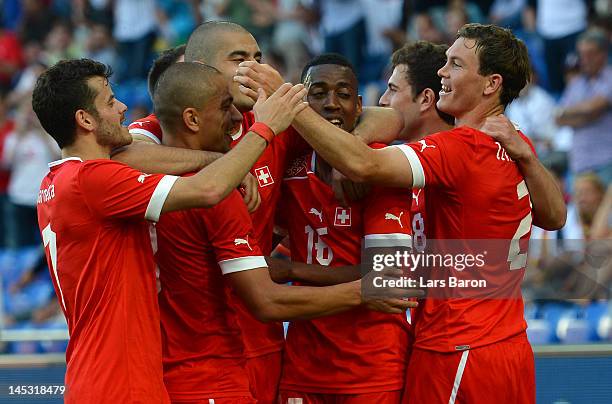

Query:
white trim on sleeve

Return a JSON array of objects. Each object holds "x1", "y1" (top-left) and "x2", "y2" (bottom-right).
[
  {"x1": 129, "y1": 128, "x2": 162, "y2": 144},
  {"x1": 394, "y1": 145, "x2": 425, "y2": 188},
  {"x1": 145, "y1": 175, "x2": 179, "y2": 222},
  {"x1": 364, "y1": 233, "x2": 412, "y2": 248},
  {"x1": 219, "y1": 256, "x2": 268, "y2": 274}
]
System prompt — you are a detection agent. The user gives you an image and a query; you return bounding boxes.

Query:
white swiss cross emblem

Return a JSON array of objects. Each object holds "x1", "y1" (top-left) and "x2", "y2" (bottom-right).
[
  {"x1": 255, "y1": 166, "x2": 274, "y2": 187},
  {"x1": 334, "y1": 207, "x2": 352, "y2": 227}
]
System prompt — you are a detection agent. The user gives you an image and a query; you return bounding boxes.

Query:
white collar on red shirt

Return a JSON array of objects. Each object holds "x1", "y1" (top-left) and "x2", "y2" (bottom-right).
[{"x1": 48, "y1": 157, "x2": 83, "y2": 168}]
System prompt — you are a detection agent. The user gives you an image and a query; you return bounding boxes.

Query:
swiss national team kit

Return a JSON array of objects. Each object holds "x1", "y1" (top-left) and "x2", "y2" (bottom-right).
[
  {"x1": 70, "y1": 119, "x2": 537, "y2": 404},
  {"x1": 38, "y1": 158, "x2": 176, "y2": 403},
  {"x1": 396, "y1": 127, "x2": 536, "y2": 404},
  {"x1": 277, "y1": 146, "x2": 413, "y2": 402}
]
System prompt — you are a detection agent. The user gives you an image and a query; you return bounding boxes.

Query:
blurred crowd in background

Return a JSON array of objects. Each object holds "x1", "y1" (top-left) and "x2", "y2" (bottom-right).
[{"x1": 0, "y1": 0, "x2": 610, "y2": 352}]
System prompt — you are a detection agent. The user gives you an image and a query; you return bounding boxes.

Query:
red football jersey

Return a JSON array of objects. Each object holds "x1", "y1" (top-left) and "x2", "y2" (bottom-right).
[
  {"x1": 229, "y1": 111, "x2": 309, "y2": 358},
  {"x1": 155, "y1": 188, "x2": 267, "y2": 400},
  {"x1": 394, "y1": 127, "x2": 534, "y2": 352},
  {"x1": 278, "y1": 149, "x2": 412, "y2": 394},
  {"x1": 128, "y1": 113, "x2": 162, "y2": 144},
  {"x1": 37, "y1": 158, "x2": 177, "y2": 403}
]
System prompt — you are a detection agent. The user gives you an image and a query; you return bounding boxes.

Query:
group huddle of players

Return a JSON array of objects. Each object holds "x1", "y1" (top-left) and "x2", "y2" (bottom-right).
[{"x1": 32, "y1": 19, "x2": 567, "y2": 404}]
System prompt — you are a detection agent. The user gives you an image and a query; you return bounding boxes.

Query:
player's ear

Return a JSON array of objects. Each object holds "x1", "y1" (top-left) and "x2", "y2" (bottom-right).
[
  {"x1": 419, "y1": 88, "x2": 436, "y2": 112},
  {"x1": 484, "y1": 73, "x2": 503, "y2": 97},
  {"x1": 183, "y1": 108, "x2": 200, "y2": 133},
  {"x1": 75, "y1": 109, "x2": 95, "y2": 132},
  {"x1": 356, "y1": 94, "x2": 363, "y2": 116}
]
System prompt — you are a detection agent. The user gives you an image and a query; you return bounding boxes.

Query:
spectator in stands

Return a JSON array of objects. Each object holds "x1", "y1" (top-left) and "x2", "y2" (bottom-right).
[
  {"x1": 506, "y1": 67, "x2": 572, "y2": 158},
  {"x1": 314, "y1": 0, "x2": 367, "y2": 80},
  {"x1": 156, "y1": 0, "x2": 198, "y2": 46},
  {"x1": 17, "y1": 0, "x2": 55, "y2": 45},
  {"x1": 572, "y1": 173, "x2": 606, "y2": 240},
  {"x1": 489, "y1": 0, "x2": 526, "y2": 30},
  {"x1": 7, "y1": 44, "x2": 45, "y2": 109},
  {"x1": 360, "y1": 0, "x2": 403, "y2": 84},
  {"x1": 269, "y1": 0, "x2": 313, "y2": 83},
  {"x1": 523, "y1": 0, "x2": 589, "y2": 95},
  {"x1": 0, "y1": 28, "x2": 24, "y2": 91},
  {"x1": 112, "y1": 0, "x2": 158, "y2": 82},
  {"x1": 0, "y1": 91, "x2": 14, "y2": 249},
  {"x1": 42, "y1": 20, "x2": 78, "y2": 67},
  {"x1": 3, "y1": 98, "x2": 59, "y2": 248},
  {"x1": 556, "y1": 29, "x2": 612, "y2": 184},
  {"x1": 83, "y1": 23, "x2": 118, "y2": 73},
  {"x1": 444, "y1": 4, "x2": 470, "y2": 44}
]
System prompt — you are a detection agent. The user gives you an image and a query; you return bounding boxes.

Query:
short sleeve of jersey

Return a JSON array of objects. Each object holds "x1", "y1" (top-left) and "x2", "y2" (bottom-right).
[
  {"x1": 128, "y1": 115, "x2": 162, "y2": 144},
  {"x1": 78, "y1": 160, "x2": 178, "y2": 222},
  {"x1": 203, "y1": 190, "x2": 267, "y2": 275},
  {"x1": 393, "y1": 132, "x2": 468, "y2": 190},
  {"x1": 362, "y1": 186, "x2": 413, "y2": 249}
]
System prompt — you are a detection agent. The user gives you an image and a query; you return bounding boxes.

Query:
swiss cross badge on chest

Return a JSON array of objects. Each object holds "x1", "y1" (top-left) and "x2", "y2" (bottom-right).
[
  {"x1": 254, "y1": 166, "x2": 274, "y2": 187},
  {"x1": 334, "y1": 207, "x2": 352, "y2": 227}
]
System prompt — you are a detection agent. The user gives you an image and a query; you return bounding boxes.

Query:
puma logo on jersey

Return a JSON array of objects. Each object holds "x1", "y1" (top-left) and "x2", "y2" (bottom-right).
[
  {"x1": 137, "y1": 173, "x2": 152, "y2": 183},
  {"x1": 385, "y1": 212, "x2": 404, "y2": 228},
  {"x1": 234, "y1": 237, "x2": 253, "y2": 251},
  {"x1": 132, "y1": 121, "x2": 149, "y2": 127},
  {"x1": 309, "y1": 208, "x2": 323, "y2": 222},
  {"x1": 418, "y1": 140, "x2": 436, "y2": 152},
  {"x1": 412, "y1": 189, "x2": 422, "y2": 206}
]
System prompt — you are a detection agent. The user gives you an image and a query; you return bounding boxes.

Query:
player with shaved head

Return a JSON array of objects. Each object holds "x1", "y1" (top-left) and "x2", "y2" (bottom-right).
[{"x1": 151, "y1": 61, "x2": 415, "y2": 403}]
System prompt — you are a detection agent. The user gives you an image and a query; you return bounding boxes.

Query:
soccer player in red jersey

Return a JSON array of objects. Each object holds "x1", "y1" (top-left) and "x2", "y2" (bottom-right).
[
  {"x1": 32, "y1": 59, "x2": 306, "y2": 403},
  {"x1": 152, "y1": 61, "x2": 414, "y2": 403},
  {"x1": 185, "y1": 23, "x2": 401, "y2": 403},
  {"x1": 268, "y1": 25, "x2": 568, "y2": 404},
  {"x1": 274, "y1": 54, "x2": 413, "y2": 403}
]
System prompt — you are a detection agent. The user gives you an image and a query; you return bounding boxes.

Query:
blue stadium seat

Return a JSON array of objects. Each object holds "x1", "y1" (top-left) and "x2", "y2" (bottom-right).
[{"x1": 586, "y1": 301, "x2": 610, "y2": 341}]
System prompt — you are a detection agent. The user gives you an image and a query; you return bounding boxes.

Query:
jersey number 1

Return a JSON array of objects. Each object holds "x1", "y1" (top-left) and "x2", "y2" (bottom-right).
[{"x1": 42, "y1": 223, "x2": 66, "y2": 311}]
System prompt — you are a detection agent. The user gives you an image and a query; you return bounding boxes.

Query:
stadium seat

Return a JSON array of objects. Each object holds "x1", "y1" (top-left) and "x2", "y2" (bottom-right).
[{"x1": 586, "y1": 301, "x2": 610, "y2": 341}]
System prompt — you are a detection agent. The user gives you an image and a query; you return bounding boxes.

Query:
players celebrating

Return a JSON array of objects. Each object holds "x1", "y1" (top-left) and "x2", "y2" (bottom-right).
[
  {"x1": 33, "y1": 58, "x2": 306, "y2": 403},
  {"x1": 33, "y1": 19, "x2": 568, "y2": 404}
]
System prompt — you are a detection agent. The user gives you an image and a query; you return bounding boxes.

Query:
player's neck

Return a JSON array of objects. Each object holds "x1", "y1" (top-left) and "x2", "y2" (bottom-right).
[
  {"x1": 419, "y1": 117, "x2": 453, "y2": 139},
  {"x1": 455, "y1": 102, "x2": 504, "y2": 130},
  {"x1": 163, "y1": 133, "x2": 192, "y2": 150},
  {"x1": 61, "y1": 140, "x2": 111, "y2": 161}
]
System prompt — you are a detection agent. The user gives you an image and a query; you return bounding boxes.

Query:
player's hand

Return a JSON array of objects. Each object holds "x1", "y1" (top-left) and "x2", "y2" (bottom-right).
[
  {"x1": 253, "y1": 83, "x2": 308, "y2": 135},
  {"x1": 239, "y1": 172, "x2": 261, "y2": 213},
  {"x1": 480, "y1": 114, "x2": 534, "y2": 162},
  {"x1": 332, "y1": 168, "x2": 370, "y2": 206},
  {"x1": 360, "y1": 267, "x2": 424, "y2": 303},
  {"x1": 265, "y1": 256, "x2": 292, "y2": 283},
  {"x1": 234, "y1": 61, "x2": 284, "y2": 101},
  {"x1": 365, "y1": 298, "x2": 418, "y2": 313}
]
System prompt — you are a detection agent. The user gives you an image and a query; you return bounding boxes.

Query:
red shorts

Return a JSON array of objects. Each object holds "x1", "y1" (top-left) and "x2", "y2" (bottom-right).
[
  {"x1": 245, "y1": 351, "x2": 283, "y2": 404},
  {"x1": 171, "y1": 397, "x2": 255, "y2": 404},
  {"x1": 278, "y1": 390, "x2": 402, "y2": 404},
  {"x1": 402, "y1": 333, "x2": 535, "y2": 404}
]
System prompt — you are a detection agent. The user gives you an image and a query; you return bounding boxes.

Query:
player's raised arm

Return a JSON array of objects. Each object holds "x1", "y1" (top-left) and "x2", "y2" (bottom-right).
[
  {"x1": 161, "y1": 82, "x2": 308, "y2": 212},
  {"x1": 481, "y1": 115, "x2": 567, "y2": 230},
  {"x1": 291, "y1": 107, "x2": 415, "y2": 187}
]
